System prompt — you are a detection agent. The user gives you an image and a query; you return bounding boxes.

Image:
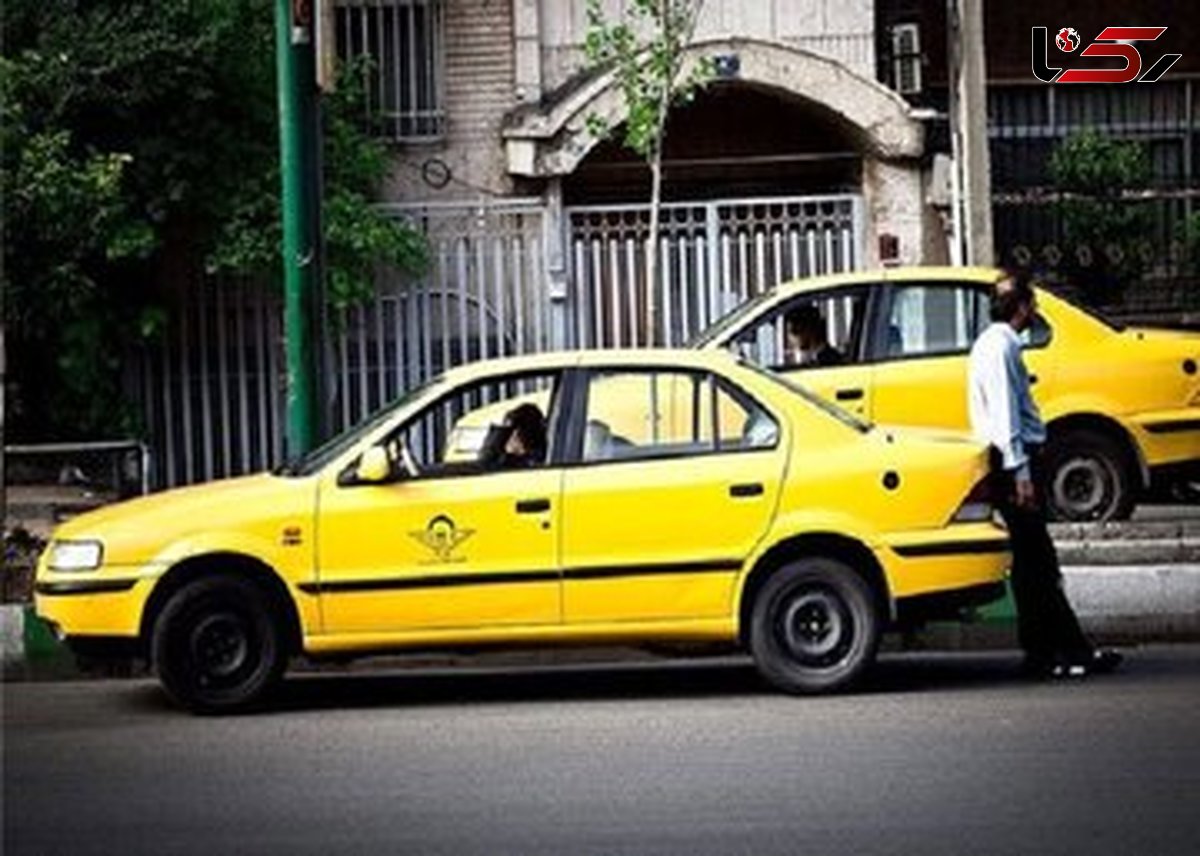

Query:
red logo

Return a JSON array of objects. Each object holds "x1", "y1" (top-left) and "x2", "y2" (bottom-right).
[
  {"x1": 1032, "y1": 26, "x2": 1181, "y2": 84},
  {"x1": 1056, "y1": 28, "x2": 1080, "y2": 52}
]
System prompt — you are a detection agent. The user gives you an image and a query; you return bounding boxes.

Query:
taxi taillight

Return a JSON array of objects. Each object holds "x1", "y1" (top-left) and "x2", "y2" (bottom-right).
[{"x1": 952, "y1": 475, "x2": 996, "y2": 523}]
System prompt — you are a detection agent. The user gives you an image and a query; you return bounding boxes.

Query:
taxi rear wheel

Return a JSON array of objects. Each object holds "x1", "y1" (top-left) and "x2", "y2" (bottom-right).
[
  {"x1": 151, "y1": 576, "x2": 286, "y2": 714},
  {"x1": 749, "y1": 558, "x2": 880, "y2": 694},
  {"x1": 1044, "y1": 430, "x2": 1135, "y2": 522}
]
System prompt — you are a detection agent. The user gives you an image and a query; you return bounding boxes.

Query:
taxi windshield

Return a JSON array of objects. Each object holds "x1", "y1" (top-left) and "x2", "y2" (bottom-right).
[
  {"x1": 686, "y1": 287, "x2": 777, "y2": 348},
  {"x1": 275, "y1": 376, "x2": 444, "y2": 477}
]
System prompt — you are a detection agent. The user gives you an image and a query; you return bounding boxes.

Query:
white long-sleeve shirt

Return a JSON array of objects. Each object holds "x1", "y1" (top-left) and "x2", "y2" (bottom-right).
[{"x1": 968, "y1": 322, "x2": 1046, "y2": 479}]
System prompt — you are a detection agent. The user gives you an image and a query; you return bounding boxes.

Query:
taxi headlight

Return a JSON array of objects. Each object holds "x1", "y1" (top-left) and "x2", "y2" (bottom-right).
[{"x1": 48, "y1": 540, "x2": 104, "y2": 572}]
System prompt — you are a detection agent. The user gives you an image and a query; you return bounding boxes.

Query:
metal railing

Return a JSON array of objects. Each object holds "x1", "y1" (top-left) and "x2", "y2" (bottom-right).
[
  {"x1": 129, "y1": 193, "x2": 865, "y2": 488},
  {"x1": 566, "y1": 195, "x2": 863, "y2": 348}
]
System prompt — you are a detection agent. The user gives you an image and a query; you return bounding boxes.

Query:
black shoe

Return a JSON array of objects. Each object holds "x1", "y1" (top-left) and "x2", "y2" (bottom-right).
[
  {"x1": 1050, "y1": 649, "x2": 1124, "y2": 679},
  {"x1": 1090, "y1": 649, "x2": 1123, "y2": 674},
  {"x1": 1049, "y1": 661, "x2": 1088, "y2": 679}
]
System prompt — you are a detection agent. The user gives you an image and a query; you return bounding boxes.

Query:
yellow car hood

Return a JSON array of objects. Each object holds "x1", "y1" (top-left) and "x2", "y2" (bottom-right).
[{"x1": 50, "y1": 473, "x2": 312, "y2": 565}]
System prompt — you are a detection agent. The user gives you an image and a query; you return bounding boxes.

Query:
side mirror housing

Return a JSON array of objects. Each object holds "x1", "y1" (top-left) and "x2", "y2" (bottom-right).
[{"x1": 354, "y1": 446, "x2": 392, "y2": 484}]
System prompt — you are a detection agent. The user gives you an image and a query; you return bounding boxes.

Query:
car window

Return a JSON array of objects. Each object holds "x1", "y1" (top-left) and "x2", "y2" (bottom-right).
[
  {"x1": 376, "y1": 372, "x2": 561, "y2": 478},
  {"x1": 881, "y1": 284, "x2": 990, "y2": 359},
  {"x1": 580, "y1": 370, "x2": 777, "y2": 463},
  {"x1": 1020, "y1": 312, "x2": 1053, "y2": 349},
  {"x1": 282, "y1": 375, "x2": 444, "y2": 476},
  {"x1": 728, "y1": 289, "x2": 869, "y2": 370}
]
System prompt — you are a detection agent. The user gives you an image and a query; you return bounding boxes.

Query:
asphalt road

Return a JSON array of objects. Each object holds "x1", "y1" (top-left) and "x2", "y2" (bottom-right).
[{"x1": 5, "y1": 647, "x2": 1200, "y2": 856}]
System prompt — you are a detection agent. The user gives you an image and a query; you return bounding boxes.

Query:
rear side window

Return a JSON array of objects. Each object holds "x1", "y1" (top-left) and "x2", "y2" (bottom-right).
[
  {"x1": 1020, "y1": 312, "x2": 1053, "y2": 349},
  {"x1": 880, "y1": 285, "x2": 990, "y2": 359},
  {"x1": 580, "y1": 370, "x2": 778, "y2": 463}
]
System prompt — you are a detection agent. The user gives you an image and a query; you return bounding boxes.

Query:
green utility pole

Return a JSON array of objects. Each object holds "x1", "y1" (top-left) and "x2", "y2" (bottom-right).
[{"x1": 274, "y1": 0, "x2": 321, "y2": 456}]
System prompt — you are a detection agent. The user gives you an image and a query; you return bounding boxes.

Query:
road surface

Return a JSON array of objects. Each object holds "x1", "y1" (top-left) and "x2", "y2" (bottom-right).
[{"x1": 5, "y1": 647, "x2": 1199, "y2": 855}]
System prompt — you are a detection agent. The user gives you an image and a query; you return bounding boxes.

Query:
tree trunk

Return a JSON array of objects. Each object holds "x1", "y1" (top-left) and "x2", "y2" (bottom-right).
[{"x1": 646, "y1": 149, "x2": 663, "y2": 347}]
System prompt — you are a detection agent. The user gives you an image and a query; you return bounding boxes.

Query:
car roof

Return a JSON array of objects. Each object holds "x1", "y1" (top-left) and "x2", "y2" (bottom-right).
[
  {"x1": 439, "y1": 348, "x2": 742, "y2": 384},
  {"x1": 771, "y1": 265, "x2": 1003, "y2": 298}
]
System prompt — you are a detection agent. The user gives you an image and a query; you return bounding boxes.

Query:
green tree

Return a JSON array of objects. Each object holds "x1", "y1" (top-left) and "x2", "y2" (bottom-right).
[
  {"x1": 1, "y1": 1, "x2": 425, "y2": 440},
  {"x1": 1047, "y1": 130, "x2": 1152, "y2": 305},
  {"x1": 583, "y1": 0, "x2": 712, "y2": 344}
]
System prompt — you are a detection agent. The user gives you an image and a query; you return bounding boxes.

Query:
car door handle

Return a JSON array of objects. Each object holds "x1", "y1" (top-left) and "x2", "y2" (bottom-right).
[
  {"x1": 515, "y1": 498, "x2": 551, "y2": 514},
  {"x1": 835, "y1": 388, "x2": 864, "y2": 401},
  {"x1": 729, "y1": 483, "x2": 764, "y2": 498}
]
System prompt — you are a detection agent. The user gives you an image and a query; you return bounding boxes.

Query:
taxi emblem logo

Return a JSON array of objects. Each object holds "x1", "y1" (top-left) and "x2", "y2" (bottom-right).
[{"x1": 410, "y1": 514, "x2": 474, "y2": 563}]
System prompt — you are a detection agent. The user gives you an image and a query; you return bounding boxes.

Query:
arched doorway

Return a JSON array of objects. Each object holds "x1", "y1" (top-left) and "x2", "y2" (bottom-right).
[
  {"x1": 504, "y1": 38, "x2": 925, "y2": 347},
  {"x1": 564, "y1": 82, "x2": 864, "y2": 205}
]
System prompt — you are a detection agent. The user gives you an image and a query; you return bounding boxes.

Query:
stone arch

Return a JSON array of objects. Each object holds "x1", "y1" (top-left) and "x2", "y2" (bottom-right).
[{"x1": 504, "y1": 37, "x2": 923, "y2": 178}]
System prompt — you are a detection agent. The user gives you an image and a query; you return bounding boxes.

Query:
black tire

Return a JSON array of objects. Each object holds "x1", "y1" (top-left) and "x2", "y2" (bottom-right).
[
  {"x1": 151, "y1": 576, "x2": 287, "y2": 714},
  {"x1": 1044, "y1": 429, "x2": 1136, "y2": 522},
  {"x1": 748, "y1": 558, "x2": 881, "y2": 694}
]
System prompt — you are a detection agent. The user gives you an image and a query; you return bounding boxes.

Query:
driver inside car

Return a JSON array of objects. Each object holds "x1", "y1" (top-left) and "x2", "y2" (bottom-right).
[{"x1": 478, "y1": 403, "x2": 547, "y2": 470}]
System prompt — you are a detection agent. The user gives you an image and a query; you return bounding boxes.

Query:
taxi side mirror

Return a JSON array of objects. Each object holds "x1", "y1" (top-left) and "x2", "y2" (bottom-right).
[{"x1": 354, "y1": 446, "x2": 393, "y2": 484}]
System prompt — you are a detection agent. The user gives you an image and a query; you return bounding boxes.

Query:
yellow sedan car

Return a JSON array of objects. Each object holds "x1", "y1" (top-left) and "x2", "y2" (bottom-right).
[
  {"x1": 696, "y1": 266, "x2": 1200, "y2": 521},
  {"x1": 37, "y1": 349, "x2": 1008, "y2": 712}
]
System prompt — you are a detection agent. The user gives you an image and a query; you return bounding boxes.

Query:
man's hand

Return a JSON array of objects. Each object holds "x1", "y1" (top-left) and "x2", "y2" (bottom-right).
[{"x1": 1015, "y1": 477, "x2": 1037, "y2": 510}]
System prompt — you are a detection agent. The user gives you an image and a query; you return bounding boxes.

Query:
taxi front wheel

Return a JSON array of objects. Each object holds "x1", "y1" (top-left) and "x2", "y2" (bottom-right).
[
  {"x1": 749, "y1": 558, "x2": 881, "y2": 694},
  {"x1": 151, "y1": 576, "x2": 287, "y2": 714}
]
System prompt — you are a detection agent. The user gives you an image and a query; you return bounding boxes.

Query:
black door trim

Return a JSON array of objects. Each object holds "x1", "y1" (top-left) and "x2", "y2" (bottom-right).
[{"x1": 299, "y1": 559, "x2": 745, "y2": 595}]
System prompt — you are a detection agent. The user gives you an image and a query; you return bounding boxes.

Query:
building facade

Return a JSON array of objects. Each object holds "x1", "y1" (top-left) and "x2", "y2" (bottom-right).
[
  {"x1": 132, "y1": 0, "x2": 1200, "y2": 488},
  {"x1": 876, "y1": 0, "x2": 1200, "y2": 318},
  {"x1": 327, "y1": 0, "x2": 935, "y2": 276}
]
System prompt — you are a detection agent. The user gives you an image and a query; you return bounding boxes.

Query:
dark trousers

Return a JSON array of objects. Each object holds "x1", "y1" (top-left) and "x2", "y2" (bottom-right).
[{"x1": 993, "y1": 449, "x2": 1094, "y2": 665}]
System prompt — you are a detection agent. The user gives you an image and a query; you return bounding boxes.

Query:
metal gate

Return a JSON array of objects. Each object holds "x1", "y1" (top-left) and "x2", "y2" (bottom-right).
[
  {"x1": 133, "y1": 199, "x2": 550, "y2": 488},
  {"x1": 567, "y1": 194, "x2": 864, "y2": 348},
  {"x1": 133, "y1": 193, "x2": 864, "y2": 488}
]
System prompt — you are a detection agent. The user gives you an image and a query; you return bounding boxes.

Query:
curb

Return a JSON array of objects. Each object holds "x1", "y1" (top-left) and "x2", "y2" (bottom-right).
[
  {"x1": 1, "y1": 604, "x2": 81, "y2": 680},
  {"x1": 4, "y1": 564, "x2": 1199, "y2": 681}
]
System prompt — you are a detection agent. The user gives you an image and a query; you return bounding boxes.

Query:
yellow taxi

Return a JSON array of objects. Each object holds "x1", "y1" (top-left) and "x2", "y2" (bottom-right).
[
  {"x1": 37, "y1": 349, "x2": 1009, "y2": 712},
  {"x1": 696, "y1": 266, "x2": 1200, "y2": 521}
]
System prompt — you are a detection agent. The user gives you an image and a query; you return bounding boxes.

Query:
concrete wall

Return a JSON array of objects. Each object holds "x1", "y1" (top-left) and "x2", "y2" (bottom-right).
[
  {"x1": 540, "y1": 0, "x2": 876, "y2": 91},
  {"x1": 381, "y1": 0, "x2": 517, "y2": 202},
  {"x1": 864, "y1": 158, "x2": 927, "y2": 267}
]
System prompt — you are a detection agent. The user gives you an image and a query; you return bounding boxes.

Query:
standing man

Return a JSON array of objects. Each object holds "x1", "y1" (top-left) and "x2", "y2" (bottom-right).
[{"x1": 968, "y1": 272, "x2": 1121, "y2": 678}]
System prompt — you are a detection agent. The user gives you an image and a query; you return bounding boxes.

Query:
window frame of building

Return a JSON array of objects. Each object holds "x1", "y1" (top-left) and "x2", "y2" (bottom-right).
[
  {"x1": 891, "y1": 23, "x2": 923, "y2": 96},
  {"x1": 333, "y1": 0, "x2": 446, "y2": 142}
]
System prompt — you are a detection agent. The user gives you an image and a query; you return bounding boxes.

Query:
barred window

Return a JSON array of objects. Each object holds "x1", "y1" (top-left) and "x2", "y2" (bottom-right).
[
  {"x1": 891, "y1": 23, "x2": 921, "y2": 95},
  {"x1": 334, "y1": 0, "x2": 445, "y2": 141}
]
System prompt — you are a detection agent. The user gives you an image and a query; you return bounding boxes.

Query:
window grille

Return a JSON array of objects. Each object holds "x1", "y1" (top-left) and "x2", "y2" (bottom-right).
[
  {"x1": 891, "y1": 23, "x2": 922, "y2": 95},
  {"x1": 334, "y1": 0, "x2": 444, "y2": 141}
]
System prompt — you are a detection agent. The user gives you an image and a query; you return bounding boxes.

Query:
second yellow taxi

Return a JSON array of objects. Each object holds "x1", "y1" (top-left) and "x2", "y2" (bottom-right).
[{"x1": 697, "y1": 266, "x2": 1200, "y2": 521}]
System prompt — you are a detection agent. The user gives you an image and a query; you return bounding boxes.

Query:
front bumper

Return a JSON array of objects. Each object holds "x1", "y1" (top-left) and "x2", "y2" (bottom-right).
[{"x1": 34, "y1": 567, "x2": 158, "y2": 640}]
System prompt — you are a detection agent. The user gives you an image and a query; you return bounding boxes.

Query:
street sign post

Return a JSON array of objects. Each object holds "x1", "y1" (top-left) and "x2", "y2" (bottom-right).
[{"x1": 275, "y1": 0, "x2": 323, "y2": 457}]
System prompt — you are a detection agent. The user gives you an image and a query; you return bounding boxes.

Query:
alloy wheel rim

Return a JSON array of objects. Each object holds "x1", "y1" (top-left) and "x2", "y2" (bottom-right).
[
  {"x1": 189, "y1": 612, "x2": 252, "y2": 681},
  {"x1": 777, "y1": 587, "x2": 853, "y2": 668},
  {"x1": 1053, "y1": 456, "x2": 1111, "y2": 518}
]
